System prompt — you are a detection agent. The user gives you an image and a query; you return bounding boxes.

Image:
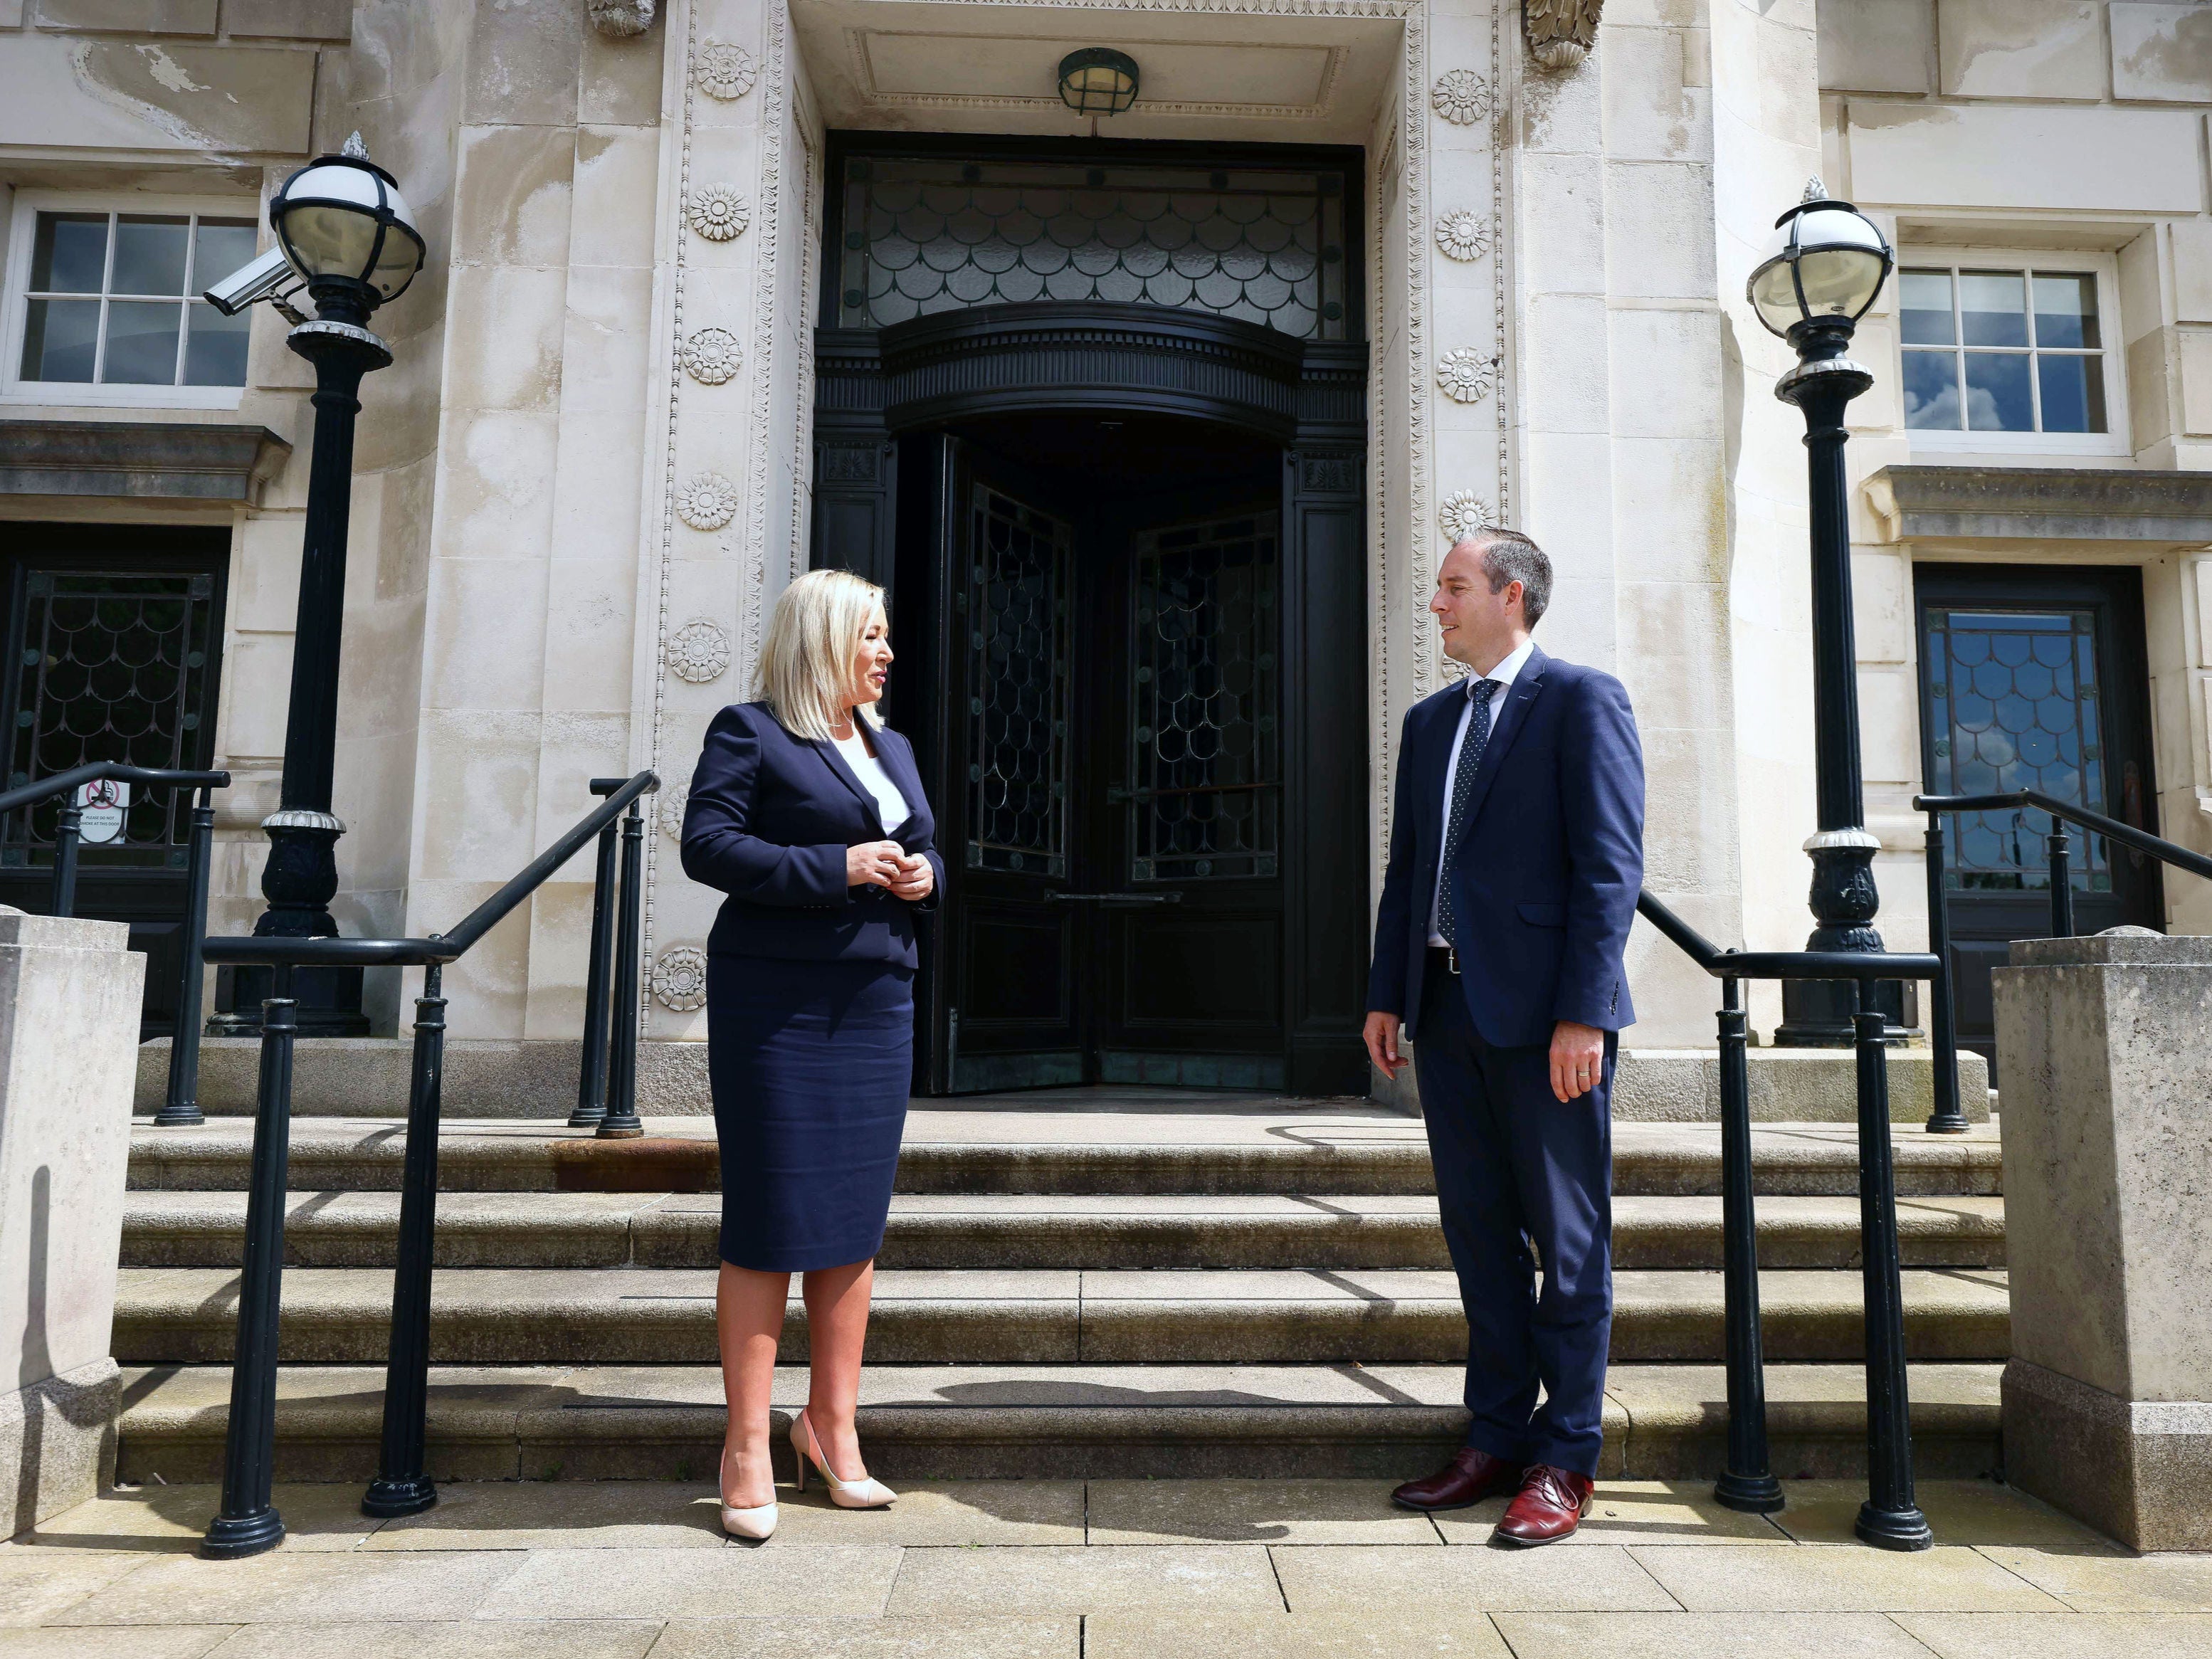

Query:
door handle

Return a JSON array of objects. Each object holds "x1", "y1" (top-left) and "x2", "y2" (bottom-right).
[{"x1": 1044, "y1": 891, "x2": 1183, "y2": 904}]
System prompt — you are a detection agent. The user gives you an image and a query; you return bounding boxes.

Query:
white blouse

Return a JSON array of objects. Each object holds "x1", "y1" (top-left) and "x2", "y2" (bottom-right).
[{"x1": 833, "y1": 730, "x2": 913, "y2": 833}]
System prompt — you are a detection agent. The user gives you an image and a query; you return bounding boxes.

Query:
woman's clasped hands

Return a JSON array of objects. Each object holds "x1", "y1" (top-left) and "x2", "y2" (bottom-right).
[{"x1": 846, "y1": 839, "x2": 934, "y2": 900}]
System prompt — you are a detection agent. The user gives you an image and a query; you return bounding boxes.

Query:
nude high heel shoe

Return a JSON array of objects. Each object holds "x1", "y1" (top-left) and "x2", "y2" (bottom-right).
[
  {"x1": 720, "y1": 1447, "x2": 778, "y2": 1540},
  {"x1": 791, "y1": 1410, "x2": 896, "y2": 1509}
]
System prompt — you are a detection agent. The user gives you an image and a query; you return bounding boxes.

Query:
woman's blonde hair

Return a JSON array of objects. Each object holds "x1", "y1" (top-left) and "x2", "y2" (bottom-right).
[{"x1": 754, "y1": 567, "x2": 888, "y2": 740}]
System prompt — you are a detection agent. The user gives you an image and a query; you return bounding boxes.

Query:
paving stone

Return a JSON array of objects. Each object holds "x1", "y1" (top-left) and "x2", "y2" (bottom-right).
[
  {"x1": 1892, "y1": 1611, "x2": 2212, "y2": 1657},
  {"x1": 1084, "y1": 1608, "x2": 1515, "y2": 1657},
  {"x1": 472, "y1": 1545, "x2": 902, "y2": 1620},
  {"x1": 1083, "y1": 1478, "x2": 1441, "y2": 1544},
  {"x1": 20, "y1": 1484, "x2": 380, "y2": 1553},
  {"x1": 1270, "y1": 1542, "x2": 1678, "y2": 1611},
  {"x1": 1431, "y1": 1480, "x2": 1790, "y2": 1546},
  {"x1": 201, "y1": 1624, "x2": 661, "y2": 1658},
  {"x1": 1624, "y1": 1544, "x2": 2068, "y2": 1612},
  {"x1": 0, "y1": 1549, "x2": 153, "y2": 1627},
  {"x1": 47, "y1": 1549, "x2": 527, "y2": 1625},
  {"x1": 362, "y1": 1480, "x2": 726, "y2": 1549},
  {"x1": 1489, "y1": 1611, "x2": 1936, "y2": 1658},
  {"x1": 1975, "y1": 1548, "x2": 2212, "y2": 1613},
  {"x1": 883, "y1": 1544, "x2": 1283, "y2": 1617},
  {"x1": 764, "y1": 1481, "x2": 1084, "y2": 1546},
  {"x1": 648, "y1": 1618, "x2": 1080, "y2": 1658},
  {"x1": 0, "y1": 1626, "x2": 233, "y2": 1658},
  {"x1": 1766, "y1": 1480, "x2": 2119, "y2": 1550}
]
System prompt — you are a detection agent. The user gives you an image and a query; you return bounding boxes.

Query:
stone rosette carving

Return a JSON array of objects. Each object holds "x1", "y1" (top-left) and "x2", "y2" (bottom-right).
[
  {"x1": 658, "y1": 777, "x2": 690, "y2": 841},
  {"x1": 1435, "y1": 209, "x2": 1490, "y2": 263},
  {"x1": 680, "y1": 327, "x2": 742, "y2": 385},
  {"x1": 1438, "y1": 490, "x2": 1495, "y2": 544},
  {"x1": 695, "y1": 41, "x2": 759, "y2": 100},
  {"x1": 586, "y1": 0, "x2": 653, "y2": 37},
  {"x1": 669, "y1": 618, "x2": 732, "y2": 683},
  {"x1": 1436, "y1": 347, "x2": 1497, "y2": 405},
  {"x1": 676, "y1": 472, "x2": 739, "y2": 531},
  {"x1": 1431, "y1": 69, "x2": 1492, "y2": 126},
  {"x1": 685, "y1": 183, "x2": 750, "y2": 242},
  {"x1": 1526, "y1": 0, "x2": 1602, "y2": 73},
  {"x1": 651, "y1": 946, "x2": 710, "y2": 1013}
]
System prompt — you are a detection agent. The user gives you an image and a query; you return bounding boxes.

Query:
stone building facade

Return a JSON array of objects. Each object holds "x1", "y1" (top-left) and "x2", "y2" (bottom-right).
[{"x1": 0, "y1": 0, "x2": 2205, "y2": 1085}]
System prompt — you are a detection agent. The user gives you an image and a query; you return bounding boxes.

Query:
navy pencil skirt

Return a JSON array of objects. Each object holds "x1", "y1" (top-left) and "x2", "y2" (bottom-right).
[{"x1": 707, "y1": 952, "x2": 914, "y2": 1273}]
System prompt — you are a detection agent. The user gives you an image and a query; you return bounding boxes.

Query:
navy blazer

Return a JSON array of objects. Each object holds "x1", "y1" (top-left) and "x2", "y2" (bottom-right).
[
  {"x1": 680, "y1": 701, "x2": 943, "y2": 969},
  {"x1": 1368, "y1": 646, "x2": 1645, "y2": 1049}
]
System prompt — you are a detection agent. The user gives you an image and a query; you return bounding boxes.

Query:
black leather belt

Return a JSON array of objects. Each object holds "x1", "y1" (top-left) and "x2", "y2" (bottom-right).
[{"x1": 1428, "y1": 944, "x2": 1460, "y2": 976}]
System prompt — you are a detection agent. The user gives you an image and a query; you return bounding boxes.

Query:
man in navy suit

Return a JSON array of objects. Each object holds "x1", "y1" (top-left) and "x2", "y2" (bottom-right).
[{"x1": 1364, "y1": 527, "x2": 1644, "y2": 1545}]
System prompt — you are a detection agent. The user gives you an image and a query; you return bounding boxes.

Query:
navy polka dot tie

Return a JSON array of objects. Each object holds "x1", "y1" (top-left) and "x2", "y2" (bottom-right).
[{"x1": 1438, "y1": 678, "x2": 1500, "y2": 955}]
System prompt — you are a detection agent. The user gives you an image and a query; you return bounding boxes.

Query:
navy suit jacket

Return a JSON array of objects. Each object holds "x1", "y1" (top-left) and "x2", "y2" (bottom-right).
[
  {"x1": 1367, "y1": 646, "x2": 1645, "y2": 1049},
  {"x1": 680, "y1": 701, "x2": 943, "y2": 969}
]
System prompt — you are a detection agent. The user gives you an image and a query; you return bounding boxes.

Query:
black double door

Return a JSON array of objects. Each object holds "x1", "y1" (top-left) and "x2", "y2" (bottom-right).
[
  {"x1": 900, "y1": 424, "x2": 1291, "y2": 1093},
  {"x1": 0, "y1": 525, "x2": 228, "y2": 1037},
  {"x1": 1915, "y1": 563, "x2": 2163, "y2": 1065}
]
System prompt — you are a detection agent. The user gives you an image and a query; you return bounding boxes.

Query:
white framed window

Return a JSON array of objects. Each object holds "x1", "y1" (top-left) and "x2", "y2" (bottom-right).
[
  {"x1": 1896, "y1": 251, "x2": 2128, "y2": 458},
  {"x1": 2, "y1": 192, "x2": 262, "y2": 410}
]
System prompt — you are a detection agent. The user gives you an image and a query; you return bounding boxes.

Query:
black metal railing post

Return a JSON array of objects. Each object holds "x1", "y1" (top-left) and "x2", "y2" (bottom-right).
[
  {"x1": 49, "y1": 797, "x2": 82, "y2": 918},
  {"x1": 201, "y1": 975, "x2": 297, "y2": 1559},
  {"x1": 569, "y1": 816, "x2": 620, "y2": 1129},
  {"x1": 364, "y1": 959, "x2": 447, "y2": 1517},
  {"x1": 1920, "y1": 813, "x2": 1968, "y2": 1136},
  {"x1": 1850, "y1": 982, "x2": 1932, "y2": 1551},
  {"x1": 2045, "y1": 826, "x2": 2075, "y2": 939},
  {"x1": 157, "y1": 786, "x2": 218, "y2": 1128},
  {"x1": 597, "y1": 799, "x2": 646, "y2": 1139},
  {"x1": 1712, "y1": 974, "x2": 1782, "y2": 1512}
]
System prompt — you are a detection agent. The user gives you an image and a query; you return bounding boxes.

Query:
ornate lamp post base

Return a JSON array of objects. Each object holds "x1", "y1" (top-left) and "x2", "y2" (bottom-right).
[
  {"x1": 1776, "y1": 827, "x2": 1914, "y2": 1046},
  {"x1": 209, "y1": 809, "x2": 369, "y2": 1036}
]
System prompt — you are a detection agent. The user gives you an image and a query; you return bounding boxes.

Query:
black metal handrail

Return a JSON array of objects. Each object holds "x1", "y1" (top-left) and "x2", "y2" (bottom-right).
[
  {"x1": 0, "y1": 762, "x2": 232, "y2": 1128},
  {"x1": 1912, "y1": 788, "x2": 2212, "y2": 1134},
  {"x1": 1637, "y1": 890, "x2": 1940, "y2": 1550},
  {"x1": 196, "y1": 769, "x2": 657, "y2": 1559}
]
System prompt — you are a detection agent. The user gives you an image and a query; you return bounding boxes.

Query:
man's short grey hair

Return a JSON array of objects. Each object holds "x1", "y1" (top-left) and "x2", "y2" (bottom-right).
[{"x1": 1458, "y1": 528, "x2": 1553, "y2": 628}]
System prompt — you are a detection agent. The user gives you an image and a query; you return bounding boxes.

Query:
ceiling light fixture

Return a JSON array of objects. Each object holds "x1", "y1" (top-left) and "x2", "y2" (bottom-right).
[{"x1": 1057, "y1": 48, "x2": 1140, "y2": 119}]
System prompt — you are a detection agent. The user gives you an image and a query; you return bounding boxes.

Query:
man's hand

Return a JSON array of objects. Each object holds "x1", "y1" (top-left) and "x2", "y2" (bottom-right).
[
  {"x1": 1549, "y1": 1019, "x2": 1605, "y2": 1103},
  {"x1": 1363, "y1": 1011, "x2": 1406, "y2": 1080},
  {"x1": 888, "y1": 853, "x2": 934, "y2": 902}
]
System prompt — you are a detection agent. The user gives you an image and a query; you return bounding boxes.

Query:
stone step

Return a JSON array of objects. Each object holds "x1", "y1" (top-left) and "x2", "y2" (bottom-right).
[
  {"x1": 128, "y1": 1115, "x2": 2004, "y2": 1199},
  {"x1": 111, "y1": 1264, "x2": 2013, "y2": 1367},
  {"x1": 118, "y1": 1189, "x2": 2008, "y2": 1272},
  {"x1": 113, "y1": 1359, "x2": 2006, "y2": 1484},
  {"x1": 137, "y1": 1040, "x2": 1990, "y2": 1124}
]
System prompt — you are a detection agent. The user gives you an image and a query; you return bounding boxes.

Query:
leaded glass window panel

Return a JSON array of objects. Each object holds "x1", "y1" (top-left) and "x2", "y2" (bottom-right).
[
  {"x1": 1129, "y1": 510, "x2": 1280, "y2": 882},
  {"x1": 1922, "y1": 605, "x2": 2112, "y2": 892},
  {"x1": 3, "y1": 569, "x2": 218, "y2": 865},
  {"x1": 965, "y1": 485, "x2": 1071, "y2": 875},
  {"x1": 836, "y1": 156, "x2": 1348, "y2": 340}
]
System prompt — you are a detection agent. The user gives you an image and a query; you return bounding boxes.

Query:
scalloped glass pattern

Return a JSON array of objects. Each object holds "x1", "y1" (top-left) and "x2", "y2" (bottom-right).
[
  {"x1": 1922, "y1": 606, "x2": 2110, "y2": 892},
  {"x1": 4, "y1": 569, "x2": 218, "y2": 865},
  {"x1": 966, "y1": 484, "x2": 1071, "y2": 875},
  {"x1": 836, "y1": 156, "x2": 1349, "y2": 339},
  {"x1": 1130, "y1": 510, "x2": 1280, "y2": 883}
]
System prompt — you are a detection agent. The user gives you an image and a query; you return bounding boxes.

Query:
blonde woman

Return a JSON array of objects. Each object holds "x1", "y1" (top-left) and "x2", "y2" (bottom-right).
[{"x1": 680, "y1": 568, "x2": 939, "y2": 1541}]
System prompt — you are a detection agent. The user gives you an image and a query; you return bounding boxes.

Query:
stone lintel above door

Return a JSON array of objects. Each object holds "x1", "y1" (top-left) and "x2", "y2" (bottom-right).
[
  {"x1": 1865, "y1": 463, "x2": 2212, "y2": 548},
  {"x1": 0, "y1": 420, "x2": 292, "y2": 506}
]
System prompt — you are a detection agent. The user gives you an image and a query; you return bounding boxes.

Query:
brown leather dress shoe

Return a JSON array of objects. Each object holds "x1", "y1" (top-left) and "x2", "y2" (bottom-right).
[
  {"x1": 1492, "y1": 1464, "x2": 1595, "y2": 1546},
  {"x1": 1390, "y1": 1448, "x2": 1525, "y2": 1513}
]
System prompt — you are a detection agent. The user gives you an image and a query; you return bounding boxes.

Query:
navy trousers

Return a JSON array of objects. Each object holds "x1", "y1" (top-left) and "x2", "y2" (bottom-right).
[{"x1": 1414, "y1": 952, "x2": 1615, "y2": 1476}]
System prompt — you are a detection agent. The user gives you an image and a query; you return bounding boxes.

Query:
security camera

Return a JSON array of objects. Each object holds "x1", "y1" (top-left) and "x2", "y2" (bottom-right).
[{"x1": 201, "y1": 246, "x2": 306, "y2": 318}]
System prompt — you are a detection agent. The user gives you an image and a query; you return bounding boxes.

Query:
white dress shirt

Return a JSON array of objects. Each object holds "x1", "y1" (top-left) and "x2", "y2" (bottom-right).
[
  {"x1": 833, "y1": 730, "x2": 914, "y2": 833},
  {"x1": 1427, "y1": 636, "x2": 1537, "y2": 948}
]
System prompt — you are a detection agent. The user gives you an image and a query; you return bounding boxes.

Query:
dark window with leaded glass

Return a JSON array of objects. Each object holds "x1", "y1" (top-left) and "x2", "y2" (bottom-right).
[
  {"x1": 2, "y1": 567, "x2": 221, "y2": 868},
  {"x1": 1921, "y1": 605, "x2": 2111, "y2": 892},
  {"x1": 1129, "y1": 509, "x2": 1280, "y2": 882},
  {"x1": 964, "y1": 483, "x2": 1071, "y2": 874},
  {"x1": 834, "y1": 153, "x2": 1349, "y2": 339}
]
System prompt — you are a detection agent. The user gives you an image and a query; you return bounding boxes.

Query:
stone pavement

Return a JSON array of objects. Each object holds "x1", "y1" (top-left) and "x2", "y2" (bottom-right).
[{"x1": 6, "y1": 1478, "x2": 2212, "y2": 1656}]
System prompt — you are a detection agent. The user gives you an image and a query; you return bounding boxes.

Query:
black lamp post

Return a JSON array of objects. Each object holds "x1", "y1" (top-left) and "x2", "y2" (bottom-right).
[
  {"x1": 1748, "y1": 179, "x2": 1907, "y2": 1047},
  {"x1": 209, "y1": 134, "x2": 424, "y2": 1037}
]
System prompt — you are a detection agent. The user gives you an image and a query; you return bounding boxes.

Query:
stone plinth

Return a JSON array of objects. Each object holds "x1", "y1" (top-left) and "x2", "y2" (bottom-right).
[
  {"x1": 1993, "y1": 931, "x2": 2212, "y2": 1550},
  {"x1": 0, "y1": 912, "x2": 145, "y2": 1532}
]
